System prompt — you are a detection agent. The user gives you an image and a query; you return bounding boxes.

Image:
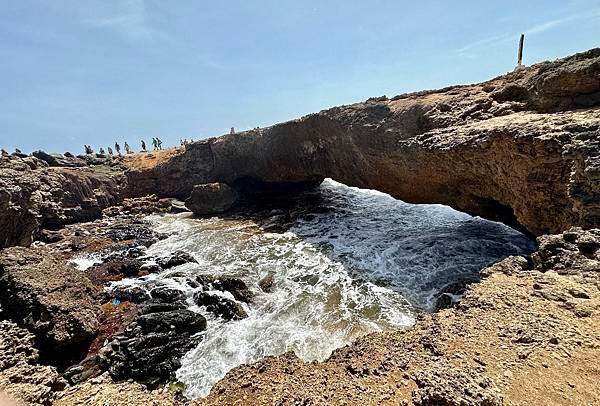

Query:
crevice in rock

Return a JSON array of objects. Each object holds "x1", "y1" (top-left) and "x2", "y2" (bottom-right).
[
  {"x1": 231, "y1": 175, "x2": 324, "y2": 197},
  {"x1": 468, "y1": 195, "x2": 530, "y2": 236}
]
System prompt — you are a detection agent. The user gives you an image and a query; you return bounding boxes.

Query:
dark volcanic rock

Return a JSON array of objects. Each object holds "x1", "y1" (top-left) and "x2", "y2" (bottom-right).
[
  {"x1": 170, "y1": 199, "x2": 190, "y2": 213},
  {"x1": 86, "y1": 259, "x2": 144, "y2": 285},
  {"x1": 101, "y1": 307, "x2": 206, "y2": 383},
  {"x1": 102, "y1": 246, "x2": 147, "y2": 261},
  {"x1": 39, "y1": 229, "x2": 64, "y2": 243},
  {"x1": 139, "y1": 262, "x2": 163, "y2": 274},
  {"x1": 258, "y1": 273, "x2": 275, "y2": 293},
  {"x1": 150, "y1": 287, "x2": 186, "y2": 303},
  {"x1": 185, "y1": 182, "x2": 239, "y2": 215},
  {"x1": 102, "y1": 221, "x2": 166, "y2": 247},
  {"x1": 31, "y1": 150, "x2": 61, "y2": 166},
  {"x1": 194, "y1": 291, "x2": 248, "y2": 320},
  {"x1": 138, "y1": 301, "x2": 186, "y2": 315},
  {"x1": 0, "y1": 247, "x2": 101, "y2": 363},
  {"x1": 155, "y1": 250, "x2": 197, "y2": 269},
  {"x1": 103, "y1": 285, "x2": 151, "y2": 304},
  {"x1": 196, "y1": 275, "x2": 253, "y2": 303}
]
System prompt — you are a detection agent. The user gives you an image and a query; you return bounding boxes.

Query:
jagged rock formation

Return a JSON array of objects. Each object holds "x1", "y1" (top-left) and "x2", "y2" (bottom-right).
[
  {"x1": 0, "y1": 320, "x2": 66, "y2": 405},
  {"x1": 55, "y1": 373, "x2": 179, "y2": 406},
  {"x1": 126, "y1": 49, "x2": 600, "y2": 236},
  {"x1": 101, "y1": 303, "x2": 207, "y2": 383},
  {"x1": 0, "y1": 154, "x2": 125, "y2": 248},
  {"x1": 0, "y1": 247, "x2": 102, "y2": 364}
]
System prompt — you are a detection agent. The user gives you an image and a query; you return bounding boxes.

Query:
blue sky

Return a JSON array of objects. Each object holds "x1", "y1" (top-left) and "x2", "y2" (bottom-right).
[{"x1": 1, "y1": 1, "x2": 599, "y2": 154}]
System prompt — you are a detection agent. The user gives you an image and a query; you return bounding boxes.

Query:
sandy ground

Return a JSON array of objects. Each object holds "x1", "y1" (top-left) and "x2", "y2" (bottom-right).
[{"x1": 123, "y1": 147, "x2": 185, "y2": 171}]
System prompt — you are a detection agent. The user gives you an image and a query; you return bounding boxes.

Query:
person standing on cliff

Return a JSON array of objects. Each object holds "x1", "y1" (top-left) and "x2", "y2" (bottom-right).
[
  {"x1": 108, "y1": 146, "x2": 113, "y2": 156},
  {"x1": 124, "y1": 142, "x2": 131, "y2": 154},
  {"x1": 115, "y1": 142, "x2": 121, "y2": 155},
  {"x1": 230, "y1": 127, "x2": 235, "y2": 134},
  {"x1": 157, "y1": 138, "x2": 162, "y2": 150},
  {"x1": 152, "y1": 137, "x2": 158, "y2": 150},
  {"x1": 141, "y1": 140, "x2": 147, "y2": 152}
]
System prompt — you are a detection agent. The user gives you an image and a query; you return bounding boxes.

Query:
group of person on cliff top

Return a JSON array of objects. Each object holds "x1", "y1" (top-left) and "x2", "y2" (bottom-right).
[
  {"x1": 82, "y1": 137, "x2": 164, "y2": 156},
  {"x1": 2, "y1": 128, "x2": 245, "y2": 158}
]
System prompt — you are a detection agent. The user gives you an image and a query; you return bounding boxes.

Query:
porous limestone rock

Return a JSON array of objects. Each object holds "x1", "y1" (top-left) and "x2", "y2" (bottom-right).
[
  {"x1": 0, "y1": 320, "x2": 66, "y2": 406},
  {"x1": 0, "y1": 247, "x2": 101, "y2": 362},
  {"x1": 0, "y1": 154, "x2": 124, "y2": 248}
]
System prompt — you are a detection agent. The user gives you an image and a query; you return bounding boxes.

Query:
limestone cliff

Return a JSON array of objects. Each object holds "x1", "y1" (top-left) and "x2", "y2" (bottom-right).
[{"x1": 126, "y1": 49, "x2": 600, "y2": 236}]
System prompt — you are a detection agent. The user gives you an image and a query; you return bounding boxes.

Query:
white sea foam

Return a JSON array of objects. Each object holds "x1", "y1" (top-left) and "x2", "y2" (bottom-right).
[
  {"x1": 69, "y1": 254, "x2": 102, "y2": 271},
  {"x1": 102, "y1": 179, "x2": 535, "y2": 398}
]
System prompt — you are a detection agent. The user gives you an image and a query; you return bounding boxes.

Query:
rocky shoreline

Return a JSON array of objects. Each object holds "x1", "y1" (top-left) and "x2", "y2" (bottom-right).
[
  {"x1": 1, "y1": 207, "x2": 597, "y2": 405},
  {"x1": 200, "y1": 229, "x2": 600, "y2": 405},
  {"x1": 0, "y1": 198, "x2": 262, "y2": 404},
  {"x1": 0, "y1": 48, "x2": 599, "y2": 405}
]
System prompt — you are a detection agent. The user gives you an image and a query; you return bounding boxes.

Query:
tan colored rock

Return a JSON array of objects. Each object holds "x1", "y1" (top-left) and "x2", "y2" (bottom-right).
[
  {"x1": 0, "y1": 321, "x2": 65, "y2": 406},
  {"x1": 0, "y1": 247, "x2": 102, "y2": 360},
  {"x1": 55, "y1": 373, "x2": 180, "y2": 406},
  {"x1": 0, "y1": 155, "x2": 124, "y2": 248}
]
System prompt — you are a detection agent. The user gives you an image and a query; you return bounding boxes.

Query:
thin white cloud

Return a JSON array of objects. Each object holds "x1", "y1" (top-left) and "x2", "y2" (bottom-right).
[
  {"x1": 81, "y1": 2, "x2": 232, "y2": 71},
  {"x1": 84, "y1": 0, "x2": 153, "y2": 41},
  {"x1": 524, "y1": 11, "x2": 599, "y2": 35},
  {"x1": 457, "y1": 11, "x2": 600, "y2": 57},
  {"x1": 457, "y1": 32, "x2": 514, "y2": 56}
]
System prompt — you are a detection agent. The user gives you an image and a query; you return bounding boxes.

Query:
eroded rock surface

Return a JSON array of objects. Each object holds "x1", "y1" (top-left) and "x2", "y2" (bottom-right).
[
  {"x1": 0, "y1": 247, "x2": 101, "y2": 362},
  {"x1": 0, "y1": 48, "x2": 598, "y2": 406},
  {"x1": 0, "y1": 321, "x2": 66, "y2": 406},
  {"x1": 185, "y1": 182, "x2": 239, "y2": 215},
  {"x1": 55, "y1": 373, "x2": 180, "y2": 406},
  {"x1": 0, "y1": 154, "x2": 124, "y2": 248}
]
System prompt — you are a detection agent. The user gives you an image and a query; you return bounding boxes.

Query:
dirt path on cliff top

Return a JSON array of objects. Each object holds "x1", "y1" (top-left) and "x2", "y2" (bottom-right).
[
  {"x1": 197, "y1": 231, "x2": 600, "y2": 406},
  {"x1": 123, "y1": 147, "x2": 185, "y2": 171}
]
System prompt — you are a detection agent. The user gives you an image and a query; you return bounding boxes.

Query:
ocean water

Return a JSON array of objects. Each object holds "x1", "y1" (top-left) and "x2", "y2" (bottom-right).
[{"x1": 103, "y1": 179, "x2": 536, "y2": 398}]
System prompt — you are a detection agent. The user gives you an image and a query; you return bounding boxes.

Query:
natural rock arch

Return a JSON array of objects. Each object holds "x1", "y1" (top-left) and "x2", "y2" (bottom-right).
[{"x1": 125, "y1": 49, "x2": 600, "y2": 236}]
